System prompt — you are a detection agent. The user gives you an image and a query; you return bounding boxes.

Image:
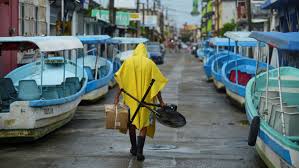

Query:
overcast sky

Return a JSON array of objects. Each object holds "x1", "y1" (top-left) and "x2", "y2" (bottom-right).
[{"x1": 161, "y1": 0, "x2": 201, "y2": 28}]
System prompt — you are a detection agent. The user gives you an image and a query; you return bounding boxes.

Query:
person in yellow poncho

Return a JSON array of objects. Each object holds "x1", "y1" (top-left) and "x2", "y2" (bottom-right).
[{"x1": 114, "y1": 43, "x2": 168, "y2": 161}]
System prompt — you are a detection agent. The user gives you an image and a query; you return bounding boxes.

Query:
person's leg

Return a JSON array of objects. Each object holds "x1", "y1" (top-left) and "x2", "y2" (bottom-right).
[
  {"x1": 137, "y1": 127, "x2": 147, "y2": 161},
  {"x1": 129, "y1": 124, "x2": 137, "y2": 156}
]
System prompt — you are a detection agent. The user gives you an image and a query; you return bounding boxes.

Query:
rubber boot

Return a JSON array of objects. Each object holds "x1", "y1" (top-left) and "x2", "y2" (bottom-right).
[
  {"x1": 129, "y1": 126, "x2": 137, "y2": 156},
  {"x1": 137, "y1": 136, "x2": 146, "y2": 161}
]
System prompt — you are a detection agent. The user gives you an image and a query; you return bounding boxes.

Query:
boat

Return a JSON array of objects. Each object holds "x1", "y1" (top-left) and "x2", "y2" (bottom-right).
[
  {"x1": 222, "y1": 31, "x2": 268, "y2": 107},
  {"x1": 107, "y1": 37, "x2": 149, "y2": 63},
  {"x1": 246, "y1": 32, "x2": 299, "y2": 168},
  {"x1": 203, "y1": 37, "x2": 236, "y2": 81},
  {"x1": 76, "y1": 35, "x2": 114, "y2": 102},
  {"x1": 0, "y1": 36, "x2": 87, "y2": 141},
  {"x1": 211, "y1": 55, "x2": 241, "y2": 90},
  {"x1": 105, "y1": 37, "x2": 149, "y2": 87},
  {"x1": 196, "y1": 40, "x2": 208, "y2": 58},
  {"x1": 199, "y1": 47, "x2": 215, "y2": 63}
]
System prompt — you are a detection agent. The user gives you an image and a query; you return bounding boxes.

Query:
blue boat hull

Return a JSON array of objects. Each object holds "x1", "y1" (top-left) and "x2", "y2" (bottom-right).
[
  {"x1": 222, "y1": 58, "x2": 268, "y2": 106},
  {"x1": 211, "y1": 54, "x2": 240, "y2": 90}
]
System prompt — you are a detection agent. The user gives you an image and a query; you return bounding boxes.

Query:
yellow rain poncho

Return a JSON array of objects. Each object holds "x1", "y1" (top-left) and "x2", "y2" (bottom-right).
[{"x1": 115, "y1": 43, "x2": 168, "y2": 138}]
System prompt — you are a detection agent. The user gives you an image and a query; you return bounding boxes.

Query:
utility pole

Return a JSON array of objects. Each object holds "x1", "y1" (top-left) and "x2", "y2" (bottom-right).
[
  {"x1": 246, "y1": 0, "x2": 252, "y2": 31},
  {"x1": 151, "y1": 1, "x2": 156, "y2": 40},
  {"x1": 142, "y1": 3, "x2": 145, "y2": 27},
  {"x1": 147, "y1": 0, "x2": 149, "y2": 14},
  {"x1": 161, "y1": 6, "x2": 165, "y2": 42},
  {"x1": 61, "y1": 0, "x2": 64, "y2": 35},
  {"x1": 166, "y1": 7, "x2": 168, "y2": 20},
  {"x1": 206, "y1": 1, "x2": 208, "y2": 38},
  {"x1": 109, "y1": 0, "x2": 115, "y2": 36},
  {"x1": 153, "y1": 1, "x2": 156, "y2": 15},
  {"x1": 216, "y1": 0, "x2": 220, "y2": 36},
  {"x1": 136, "y1": 0, "x2": 141, "y2": 36},
  {"x1": 246, "y1": 0, "x2": 253, "y2": 58}
]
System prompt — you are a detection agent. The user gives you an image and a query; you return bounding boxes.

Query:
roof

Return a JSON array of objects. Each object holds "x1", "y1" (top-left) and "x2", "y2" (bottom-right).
[
  {"x1": 77, "y1": 35, "x2": 111, "y2": 44},
  {"x1": 0, "y1": 36, "x2": 83, "y2": 52},
  {"x1": 209, "y1": 37, "x2": 236, "y2": 47},
  {"x1": 224, "y1": 31, "x2": 259, "y2": 47},
  {"x1": 261, "y1": 0, "x2": 299, "y2": 9},
  {"x1": 249, "y1": 32, "x2": 299, "y2": 51},
  {"x1": 106, "y1": 37, "x2": 149, "y2": 44},
  {"x1": 261, "y1": 0, "x2": 278, "y2": 9}
]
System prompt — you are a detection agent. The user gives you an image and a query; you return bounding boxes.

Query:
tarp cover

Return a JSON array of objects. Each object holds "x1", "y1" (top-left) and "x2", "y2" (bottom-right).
[
  {"x1": 77, "y1": 35, "x2": 111, "y2": 44},
  {"x1": 249, "y1": 32, "x2": 299, "y2": 51},
  {"x1": 224, "y1": 31, "x2": 259, "y2": 47},
  {"x1": 209, "y1": 37, "x2": 236, "y2": 47},
  {"x1": 0, "y1": 36, "x2": 83, "y2": 52},
  {"x1": 106, "y1": 37, "x2": 149, "y2": 44},
  {"x1": 261, "y1": 0, "x2": 299, "y2": 9}
]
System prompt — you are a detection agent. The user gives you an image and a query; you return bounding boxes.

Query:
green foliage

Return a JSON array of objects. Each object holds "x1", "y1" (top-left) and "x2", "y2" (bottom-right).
[{"x1": 219, "y1": 20, "x2": 237, "y2": 36}]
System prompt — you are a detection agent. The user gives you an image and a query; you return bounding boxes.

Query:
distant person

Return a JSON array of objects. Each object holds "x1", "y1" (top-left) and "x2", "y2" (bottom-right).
[
  {"x1": 114, "y1": 43, "x2": 168, "y2": 161},
  {"x1": 178, "y1": 42, "x2": 182, "y2": 53}
]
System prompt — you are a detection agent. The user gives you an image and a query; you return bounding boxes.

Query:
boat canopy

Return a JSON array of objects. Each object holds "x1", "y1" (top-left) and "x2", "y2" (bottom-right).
[
  {"x1": 224, "y1": 31, "x2": 259, "y2": 47},
  {"x1": 106, "y1": 37, "x2": 149, "y2": 44},
  {"x1": 249, "y1": 32, "x2": 299, "y2": 51},
  {"x1": 261, "y1": 0, "x2": 298, "y2": 9},
  {"x1": 209, "y1": 37, "x2": 236, "y2": 47},
  {"x1": 77, "y1": 35, "x2": 111, "y2": 44},
  {"x1": 0, "y1": 36, "x2": 83, "y2": 52}
]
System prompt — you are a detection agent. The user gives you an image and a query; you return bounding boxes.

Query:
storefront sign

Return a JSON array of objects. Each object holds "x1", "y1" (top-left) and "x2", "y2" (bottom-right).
[
  {"x1": 114, "y1": 0, "x2": 136, "y2": 9},
  {"x1": 91, "y1": 10, "x2": 130, "y2": 26},
  {"x1": 130, "y1": 13, "x2": 141, "y2": 21},
  {"x1": 144, "y1": 15, "x2": 158, "y2": 28},
  {"x1": 116, "y1": 11, "x2": 130, "y2": 26},
  {"x1": 91, "y1": 10, "x2": 109, "y2": 22}
]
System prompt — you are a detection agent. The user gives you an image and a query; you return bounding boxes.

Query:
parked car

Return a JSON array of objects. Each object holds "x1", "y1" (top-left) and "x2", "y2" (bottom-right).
[{"x1": 147, "y1": 43, "x2": 164, "y2": 65}]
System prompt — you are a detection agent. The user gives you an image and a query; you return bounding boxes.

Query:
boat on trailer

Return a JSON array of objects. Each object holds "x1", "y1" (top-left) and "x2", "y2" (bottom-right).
[
  {"x1": 222, "y1": 31, "x2": 268, "y2": 107},
  {"x1": 76, "y1": 35, "x2": 113, "y2": 102},
  {"x1": 246, "y1": 32, "x2": 299, "y2": 168},
  {"x1": 204, "y1": 37, "x2": 236, "y2": 81},
  {"x1": 0, "y1": 36, "x2": 87, "y2": 141}
]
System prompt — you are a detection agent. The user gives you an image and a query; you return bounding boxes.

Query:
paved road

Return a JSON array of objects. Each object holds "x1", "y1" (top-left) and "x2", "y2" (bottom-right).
[{"x1": 0, "y1": 52, "x2": 266, "y2": 168}]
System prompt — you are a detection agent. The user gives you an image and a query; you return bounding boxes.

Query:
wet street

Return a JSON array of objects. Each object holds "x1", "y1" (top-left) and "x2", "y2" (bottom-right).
[{"x1": 0, "y1": 52, "x2": 266, "y2": 168}]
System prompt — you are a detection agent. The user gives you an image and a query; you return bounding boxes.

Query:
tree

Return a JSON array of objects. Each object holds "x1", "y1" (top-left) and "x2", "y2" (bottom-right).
[{"x1": 219, "y1": 21, "x2": 237, "y2": 36}]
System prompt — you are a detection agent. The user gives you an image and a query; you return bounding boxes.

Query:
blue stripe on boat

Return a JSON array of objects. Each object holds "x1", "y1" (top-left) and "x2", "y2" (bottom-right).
[
  {"x1": 259, "y1": 129, "x2": 292, "y2": 165},
  {"x1": 246, "y1": 109, "x2": 292, "y2": 165}
]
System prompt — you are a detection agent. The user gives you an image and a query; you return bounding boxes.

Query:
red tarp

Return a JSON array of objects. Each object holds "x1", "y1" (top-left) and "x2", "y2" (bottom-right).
[{"x1": 229, "y1": 70, "x2": 252, "y2": 86}]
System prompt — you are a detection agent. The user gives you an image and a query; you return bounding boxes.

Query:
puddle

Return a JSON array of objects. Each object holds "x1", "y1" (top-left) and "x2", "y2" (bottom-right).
[{"x1": 146, "y1": 144, "x2": 177, "y2": 150}]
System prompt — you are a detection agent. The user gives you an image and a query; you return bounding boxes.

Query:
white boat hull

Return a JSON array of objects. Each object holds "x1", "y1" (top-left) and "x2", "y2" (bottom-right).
[
  {"x1": 0, "y1": 97, "x2": 81, "y2": 140},
  {"x1": 213, "y1": 79, "x2": 225, "y2": 90},
  {"x1": 255, "y1": 128, "x2": 299, "y2": 168},
  {"x1": 82, "y1": 85, "x2": 109, "y2": 101},
  {"x1": 225, "y1": 88, "x2": 245, "y2": 107},
  {"x1": 109, "y1": 80, "x2": 117, "y2": 88}
]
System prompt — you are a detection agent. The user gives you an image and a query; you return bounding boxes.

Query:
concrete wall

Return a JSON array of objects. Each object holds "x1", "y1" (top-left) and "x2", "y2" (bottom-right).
[
  {"x1": 220, "y1": 1, "x2": 236, "y2": 28},
  {"x1": 0, "y1": 0, "x2": 19, "y2": 77}
]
